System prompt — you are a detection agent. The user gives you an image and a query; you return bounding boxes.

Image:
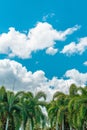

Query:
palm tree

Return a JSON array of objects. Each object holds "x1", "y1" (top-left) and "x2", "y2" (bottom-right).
[
  {"x1": 0, "y1": 86, "x2": 7, "y2": 129},
  {"x1": 75, "y1": 86, "x2": 87, "y2": 129},
  {"x1": 49, "y1": 84, "x2": 78, "y2": 130},
  {"x1": 68, "y1": 85, "x2": 87, "y2": 130},
  {"x1": 53, "y1": 91, "x2": 70, "y2": 130},
  {"x1": 47, "y1": 91, "x2": 67, "y2": 130},
  {"x1": 68, "y1": 83, "x2": 79, "y2": 130},
  {"x1": 20, "y1": 91, "x2": 47, "y2": 130},
  {"x1": 47, "y1": 100, "x2": 59, "y2": 130},
  {"x1": 4, "y1": 91, "x2": 24, "y2": 130}
]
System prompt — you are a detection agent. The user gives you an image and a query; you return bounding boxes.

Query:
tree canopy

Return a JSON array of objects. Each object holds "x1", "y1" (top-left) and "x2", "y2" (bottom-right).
[{"x1": 0, "y1": 84, "x2": 87, "y2": 130}]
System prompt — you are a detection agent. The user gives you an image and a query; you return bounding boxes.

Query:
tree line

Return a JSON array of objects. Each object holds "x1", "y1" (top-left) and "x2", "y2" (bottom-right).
[{"x1": 0, "y1": 84, "x2": 87, "y2": 130}]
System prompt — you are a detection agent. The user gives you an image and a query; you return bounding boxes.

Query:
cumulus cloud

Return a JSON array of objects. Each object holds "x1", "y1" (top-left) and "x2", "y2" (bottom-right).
[
  {"x1": 65, "y1": 69, "x2": 87, "y2": 86},
  {"x1": 0, "y1": 22, "x2": 80, "y2": 59},
  {"x1": 83, "y1": 61, "x2": 87, "y2": 66},
  {"x1": 0, "y1": 59, "x2": 48, "y2": 92},
  {"x1": 61, "y1": 37, "x2": 87, "y2": 55},
  {"x1": 46, "y1": 47, "x2": 58, "y2": 55},
  {"x1": 0, "y1": 60, "x2": 87, "y2": 100}
]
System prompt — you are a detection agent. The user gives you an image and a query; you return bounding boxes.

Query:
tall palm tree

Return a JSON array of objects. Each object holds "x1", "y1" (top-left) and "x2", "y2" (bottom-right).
[
  {"x1": 47, "y1": 100, "x2": 59, "y2": 130},
  {"x1": 68, "y1": 83, "x2": 79, "y2": 130},
  {"x1": 75, "y1": 86, "x2": 87, "y2": 129},
  {"x1": 49, "y1": 84, "x2": 78, "y2": 130},
  {"x1": 68, "y1": 85, "x2": 87, "y2": 129},
  {"x1": 47, "y1": 91, "x2": 67, "y2": 130},
  {"x1": 0, "y1": 86, "x2": 7, "y2": 129},
  {"x1": 4, "y1": 91, "x2": 24, "y2": 130},
  {"x1": 53, "y1": 91, "x2": 70, "y2": 130},
  {"x1": 20, "y1": 91, "x2": 47, "y2": 130}
]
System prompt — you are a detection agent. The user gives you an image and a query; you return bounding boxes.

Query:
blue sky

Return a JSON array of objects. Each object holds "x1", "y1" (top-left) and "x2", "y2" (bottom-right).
[{"x1": 0, "y1": 0, "x2": 87, "y2": 98}]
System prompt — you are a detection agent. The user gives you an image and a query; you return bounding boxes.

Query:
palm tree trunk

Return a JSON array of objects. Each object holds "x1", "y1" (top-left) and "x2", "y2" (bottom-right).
[
  {"x1": 5, "y1": 117, "x2": 9, "y2": 130},
  {"x1": 83, "y1": 124, "x2": 85, "y2": 130},
  {"x1": 20, "y1": 122, "x2": 25, "y2": 130},
  {"x1": 70, "y1": 126, "x2": 72, "y2": 130},
  {"x1": 56, "y1": 121, "x2": 59, "y2": 130},
  {"x1": 29, "y1": 118, "x2": 34, "y2": 130},
  {"x1": 30, "y1": 121, "x2": 32, "y2": 130},
  {"x1": 62, "y1": 118, "x2": 64, "y2": 130}
]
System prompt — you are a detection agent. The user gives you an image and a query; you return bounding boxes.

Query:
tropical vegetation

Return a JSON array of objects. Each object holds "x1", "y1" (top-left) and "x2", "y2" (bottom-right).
[{"x1": 0, "y1": 84, "x2": 87, "y2": 130}]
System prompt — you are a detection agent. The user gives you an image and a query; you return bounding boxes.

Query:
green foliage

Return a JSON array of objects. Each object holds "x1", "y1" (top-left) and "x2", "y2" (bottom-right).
[
  {"x1": 0, "y1": 84, "x2": 87, "y2": 130},
  {"x1": 69, "y1": 84, "x2": 77, "y2": 96}
]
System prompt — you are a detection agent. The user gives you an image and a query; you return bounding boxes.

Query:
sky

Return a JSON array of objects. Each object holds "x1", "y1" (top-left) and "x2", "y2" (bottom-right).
[{"x1": 0, "y1": 0, "x2": 87, "y2": 100}]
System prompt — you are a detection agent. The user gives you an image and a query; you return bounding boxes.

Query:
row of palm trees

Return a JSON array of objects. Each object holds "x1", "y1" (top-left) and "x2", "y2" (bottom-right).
[
  {"x1": 0, "y1": 84, "x2": 87, "y2": 130},
  {"x1": 47, "y1": 84, "x2": 87, "y2": 130},
  {"x1": 0, "y1": 86, "x2": 46, "y2": 130}
]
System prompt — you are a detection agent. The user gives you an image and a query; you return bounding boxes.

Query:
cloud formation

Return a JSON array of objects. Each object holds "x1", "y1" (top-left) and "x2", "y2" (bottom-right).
[
  {"x1": 83, "y1": 61, "x2": 87, "y2": 66},
  {"x1": 0, "y1": 22, "x2": 80, "y2": 59},
  {"x1": 0, "y1": 59, "x2": 87, "y2": 100},
  {"x1": 0, "y1": 59, "x2": 48, "y2": 91},
  {"x1": 46, "y1": 47, "x2": 58, "y2": 55},
  {"x1": 61, "y1": 37, "x2": 87, "y2": 55},
  {"x1": 65, "y1": 69, "x2": 87, "y2": 86}
]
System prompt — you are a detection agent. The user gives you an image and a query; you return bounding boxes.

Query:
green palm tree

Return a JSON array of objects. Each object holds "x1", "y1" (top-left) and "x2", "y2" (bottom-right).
[
  {"x1": 68, "y1": 83, "x2": 79, "y2": 130},
  {"x1": 49, "y1": 84, "x2": 78, "y2": 130},
  {"x1": 4, "y1": 91, "x2": 24, "y2": 130},
  {"x1": 47, "y1": 100, "x2": 56, "y2": 128},
  {"x1": 53, "y1": 91, "x2": 70, "y2": 130},
  {"x1": 47, "y1": 91, "x2": 67, "y2": 130},
  {"x1": 68, "y1": 85, "x2": 87, "y2": 129},
  {"x1": 75, "y1": 86, "x2": 87, "y2": 129},
  {"x1": 0, "y1": 86, "x2": 7, "y2": 129},
  {"x1": 20, "y1": 91, "x2": 47, "y2": 130}
]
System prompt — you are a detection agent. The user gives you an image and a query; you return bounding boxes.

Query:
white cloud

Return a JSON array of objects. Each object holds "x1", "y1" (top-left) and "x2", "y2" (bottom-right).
[
  {"x1": 61, "y1": 37, "x2": 87, "y2": 55},
  {"x1": 46, "y1": 47, "x2": 58, "y2": 55},
  {"x1": 0, "y1": 60, "x2": 87, "y2": 100},
  {"x1": 83, "y1": 61, "x2": 87, "y2": 66},
  {"x1": 0, "y1": 59, "x2": 48, "y2": 92},
  {"x1": 65, "y1": 69, "x2": 87, "y2": 86},
  {"x1": 0, "y1": 22, "x2": 80, "y2": 59},
  {"x1": 48, "y1": 77, "x2": 75, "y2": 94}
]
